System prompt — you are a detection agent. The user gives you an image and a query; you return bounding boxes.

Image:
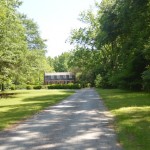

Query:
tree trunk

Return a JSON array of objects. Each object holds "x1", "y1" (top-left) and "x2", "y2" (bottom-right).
[{"x1": 1, "y1": 83, "x2": 4, "y2": 91}]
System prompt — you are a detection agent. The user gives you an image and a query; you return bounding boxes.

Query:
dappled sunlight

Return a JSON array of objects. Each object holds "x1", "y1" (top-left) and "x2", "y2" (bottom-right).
[
  {"x1": 97, "y1": 89, "x2": 150, "y2": 150},
  {"x1": 0, "y1": 89, "x2": 122, "y2": 150},
  {"x1": 114, "y1": 106, "x2": 150, "y2": 126},
  {"x1": 66, "y1": 131, "x2": 102, "y2": 143},
  {"x1": 0, "y1": 90, "x2": 74, "y2": 130},
  {"x1": 114, "y1": 106, "x2": 150, "y2": 113},
  {"x1": 53, "y1": 105, "x2": 75, "y2": 108}
]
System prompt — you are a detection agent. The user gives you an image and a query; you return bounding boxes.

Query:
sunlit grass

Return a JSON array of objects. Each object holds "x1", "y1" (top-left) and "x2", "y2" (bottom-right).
[
  {"x1": 97, "y1": 89, "x2": 150, "y2": 150},
  {"x1": 0, "y1": 90, "x2": 74, "y2": 131}
]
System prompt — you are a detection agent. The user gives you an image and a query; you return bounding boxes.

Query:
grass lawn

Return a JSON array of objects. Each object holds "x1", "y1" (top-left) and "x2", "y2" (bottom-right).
[
  {"x1": 0, "y1": 90, "x2": 74, "y2": 131},
  {"x1": 97, "y1": 89, "x2": 150, "y2": 150}
]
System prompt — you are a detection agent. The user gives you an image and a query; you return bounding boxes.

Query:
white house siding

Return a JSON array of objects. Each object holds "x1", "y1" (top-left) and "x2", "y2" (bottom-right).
[{"x1": 44, "y1": 72, "x2": 75, "y2": 84}]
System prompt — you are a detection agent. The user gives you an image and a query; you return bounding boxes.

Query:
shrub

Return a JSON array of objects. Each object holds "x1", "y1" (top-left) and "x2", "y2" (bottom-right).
[
  {"x1": 95, "y1": 74, "x2": 102, "y2": 88},
  {"x1": 15, "y1": 84, "x2": 27, "y2": 90},
  {"x1": 142, "y1": 69, "x2": 150, "y2": 92},
  {"x1": 47, "y1": 83, "x2": 81, "y2": 89},
  {"x1": 33, "y1": 85, "x2": 42, "y2": 90},
  {"x1": 86, "y1": 83, "x2": 91, "y2": 88},
  {"x1": 95, "y1": 74, "x2": 112, "y2": 88},
  {"x1": 10, "y1": 85, "x2": 15, "y2": 90},
  {"x1": 42, "y1": 85, "x2": 48, "y2": 89},
  {"x1": 26, "y1": 85, "x2": 32, "y2": 90},
  {"x1": 74, "y1": 83, "x2": 81, "y2": 89}
]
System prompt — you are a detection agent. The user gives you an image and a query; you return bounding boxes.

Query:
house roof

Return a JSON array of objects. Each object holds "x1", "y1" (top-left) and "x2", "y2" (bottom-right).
[{"x1": 45, "y1": 72, "x2": 74, "y2": 76}]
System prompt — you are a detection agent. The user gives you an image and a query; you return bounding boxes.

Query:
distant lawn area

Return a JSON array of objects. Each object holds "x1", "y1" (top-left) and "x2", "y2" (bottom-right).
[
  {"x1": 0, "y1": 90, "x2": 74, "y2": 131},
  {"x1": 97, "y1": 89, "x2": 150, "y2": 150}
]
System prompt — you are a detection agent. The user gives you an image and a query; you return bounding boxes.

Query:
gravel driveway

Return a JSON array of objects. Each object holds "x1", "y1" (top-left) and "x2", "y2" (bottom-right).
[{"x1": 0, "y1": 88, "x2": 122, "y2": 150}]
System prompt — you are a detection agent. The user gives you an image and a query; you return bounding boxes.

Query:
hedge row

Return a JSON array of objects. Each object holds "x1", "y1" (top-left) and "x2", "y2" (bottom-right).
[
  {"x1": 9, "y1": 85, "x2": 43, "y2": 90},
  {"x1": 10, "y1": 84, "x2": 81, "y2": 90},
  {"x1": 47, "y1": 84, "x2": 81, "y2": 89},
  {"x1": 26, "y1": 85, "x2": 42, "y2": 90}
]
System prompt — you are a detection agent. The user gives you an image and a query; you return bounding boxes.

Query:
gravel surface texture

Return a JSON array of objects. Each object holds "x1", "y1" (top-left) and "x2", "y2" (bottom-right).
[{"x1": 0, "y1": 88, "x2": 123, "y2": 150}]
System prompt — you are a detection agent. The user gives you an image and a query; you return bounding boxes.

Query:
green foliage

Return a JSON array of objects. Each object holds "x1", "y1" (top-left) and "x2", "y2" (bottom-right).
[
  {"x1": 47, "y1": 52, "x2": 71, "y2": 72},
  {"x1": 0, "y1": 0, "x2": 27, "y2": 89},
  {"x1": 68, "y1": 0, "x2": 150, "y2": 91},
  {"x1": 10, "y1": 85, "x2": 15, "y2": 90},
  {"x1": 33, "y1": 85, "x2": 42, "y2": 90},
  {"x1": 26, "y1": 85, "x2": 32, "y2": 90},
  {"x1": 95, "y1": 74, "x2": 102, "y2": 88},
  {"x1": 20, "y1": 14, "x2": 47, "y2": 51},
  {"x1": 0, "y1": 0, "x2": 51, "y2": 91},
  {"x1": 47, "y1": 83, "x2": 81, "y2": 89},
  {"x1": 142, "y1": 68, "x2": 150, "y2": 92},
  {"x1": 0, "y1": 0, "x2": 149, "y2": 92},
  {"x1": 67, "y1": 8, "x2": 100, "y2": 86},
  {"x1": 15, "y1": 84, "x2": 27, "y2": 90},
  {"x1": 97, "y1": 89, "x2": 150, "y2": 150},
  {"x1": 96, "y1": 0, "x2": 150, "y2": 91},
  {"x1": 86, "y1": 83, "x2": 91, "y2": 88}
]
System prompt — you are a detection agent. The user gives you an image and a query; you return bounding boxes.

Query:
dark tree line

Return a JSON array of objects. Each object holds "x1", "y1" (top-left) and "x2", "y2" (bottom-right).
[
  {"x1": 68, "y1": 0, "x2": 150, "y2": 91},
  {"x1": 1, "y1": 0, "x2": 150, "y2": 91}
]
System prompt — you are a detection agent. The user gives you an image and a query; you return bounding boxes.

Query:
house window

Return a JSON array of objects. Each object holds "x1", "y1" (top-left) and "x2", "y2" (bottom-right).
[
  {"x1": 45, "y1": 76, "x2": 49, "y2": 80},
  {"x1": 51, "y1": 75, "x2": 54, "y2": 79},
  {"x1": 69, "y1": 75, "x2": 72, "y2": 79},
  {"x1": 57, "y1": 75, "x2": 60, "y2": 79},
  {"x1": 63, "y1": 75, "x2": 66, "y2": 79}
]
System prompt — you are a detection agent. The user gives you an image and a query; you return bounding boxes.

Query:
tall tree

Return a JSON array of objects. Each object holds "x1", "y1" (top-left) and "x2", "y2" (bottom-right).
[
  {"x1": 20, "y1": 14, "x2": 47, "y2": 51},
  {"x1": 17, "y1": 16, "x2": 51, "y2": 85},
  {"x1": 68, "y1": 8, "x2": 101, "y2": 85},
  {"x1": 68, "y1": 0, "x2": 150, "y2": 90},
  {"x1": 0, "y1": 0, "x2": 27, "y2": 91},
  {"x1": 53, "y1": 52, "x2": 71, "y2": 72}
]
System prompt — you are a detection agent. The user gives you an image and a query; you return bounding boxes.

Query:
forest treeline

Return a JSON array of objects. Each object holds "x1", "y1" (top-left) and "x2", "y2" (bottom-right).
[
  {"x1": 48, "y1": 0, "x2": 150, "y2": 91},
  {"x1": 0, "y1": 0, "x2": 53, "y2": 90},
  {"x1": 0, "y1": 0, "x2": 150, "y2": 91}
]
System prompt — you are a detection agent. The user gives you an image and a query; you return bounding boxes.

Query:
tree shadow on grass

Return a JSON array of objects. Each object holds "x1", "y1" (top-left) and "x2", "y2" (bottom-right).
[
  {"x1": 0, "y1": 92, "x2": 20, "y2": 99},
  {"x1": 101, "y1": 92, "x2": 150, "y2": 110},
  {"x1": 97, "y1": 89, "x2": 150, "y2": 150},
  {"x1": 116, "y1": 109, "x2": 150, "y2": 150},
  {"x1": 0, "y1": 89, "x2": 122, "y2": 150},
  {"x1": 0, "y1": 93, "x2": 72, "y2": 131}
]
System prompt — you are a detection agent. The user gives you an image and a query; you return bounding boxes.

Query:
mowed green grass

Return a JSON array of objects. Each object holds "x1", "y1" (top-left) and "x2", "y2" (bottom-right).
[
  {"x1": 0, "y1": 90, "x2": 74, "y2": 131},
  {"x1": 97, "y1": 89, "x2": 150, "y2": 150}
]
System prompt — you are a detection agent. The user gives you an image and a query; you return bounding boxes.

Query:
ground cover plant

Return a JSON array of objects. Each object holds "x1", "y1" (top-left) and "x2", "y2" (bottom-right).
[
  {"x1": 0, "y1": 90, "x2": 74, "y2": 131},
  {"x1": 97, "y1": 89, "x2": 150, "y2": 150}
]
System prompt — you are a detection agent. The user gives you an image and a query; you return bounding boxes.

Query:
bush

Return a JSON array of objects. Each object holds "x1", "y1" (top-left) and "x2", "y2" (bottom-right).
[
  {"x1": 95, "y1": 74, "x2": 102, "y2": 88},
  {"x1": 47, "y1": 83, "x2": 81, "y2": 89},
  {"x1": 86, "y1": 83, "x2": 91, "y2": 88},
  {"x1": 15, "y1": 84, "x2": 27, "y2": 90},
  {"x1": 26, "y1": 85, "x2": 32, "y2": 90},
  {"x1": 74, "y1": 83, "x2": 81, "y2": 89},
  {"x1": 10, "y1": 85, "x2": 15, "y2": 90},
  {"x1": 33, "y1": 85, "x2": 42, "y2": 90},
  {"x1": 142, "y1": 69, "x2": 150, "y2": 92},
  {"x1": 42, "y1": 85, "x2": 48, "y2": 89}
]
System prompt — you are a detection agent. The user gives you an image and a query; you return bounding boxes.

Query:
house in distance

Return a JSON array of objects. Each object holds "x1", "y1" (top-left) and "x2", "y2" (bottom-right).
[{"x1": 44, "y1": 72, "x2": 75, "y2": 84}]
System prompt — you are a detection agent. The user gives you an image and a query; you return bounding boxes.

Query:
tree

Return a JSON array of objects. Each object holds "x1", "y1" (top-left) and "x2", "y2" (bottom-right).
[
  {"x1": 94, "y1": 0, "x2": 150, "y2": 90},
  {"x1": 20, "y1": 14, "x2": 47, "y2": 51},
  {"x1": 68, "y1": 0, "x2": 150, "y2": 91},
  {"x1": 12, "y1": 15, "x2": 51, "y2": 85},
  {"x1": 0, "y1": 0, "x2": 27, "y2": 91},
  {"x1": 68, "y1": 8, "x2": 101, "y2": 86},
  {"x1": 55, "y1": 52, "x2": 71, "y2": 72}
]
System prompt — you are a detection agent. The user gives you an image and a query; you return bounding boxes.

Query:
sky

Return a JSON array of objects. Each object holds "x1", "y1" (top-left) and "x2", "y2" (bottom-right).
[{"x1": 19, "y1": 0, "x2": 101, "y2": 57}]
